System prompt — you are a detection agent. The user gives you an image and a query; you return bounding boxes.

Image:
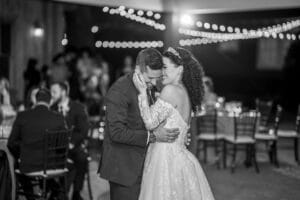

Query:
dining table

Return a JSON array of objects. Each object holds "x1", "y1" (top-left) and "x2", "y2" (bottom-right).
[{"x1": 189, "y1": 111, "x2": 260, "y2": 156}]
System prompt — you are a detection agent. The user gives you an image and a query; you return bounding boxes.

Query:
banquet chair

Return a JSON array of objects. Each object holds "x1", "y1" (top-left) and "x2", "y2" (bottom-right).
[
  {"x1": 15, "y1": 129, "x2": 71, "y2": 200},
  {"x1": 85, "y1": 129, "x2": 94, "y2": 200},
  {"x1": 255, "y1": 105, "x2": 282, "y2": 167},
  {"x1": 0, "y1": 150, "x2": 12, "y2": 200},
  {"x1": 195, "y1": 108, "x2": 224, "y2": 168},
  {"x1": 256, "y1": 99, "x2": 273, "y2": 133},
  {"x1": 223, "y1": 111, "x2": 259, "y2": 173},
  {"x1": 277, "y1": 104, "x2": 300, "y2": 165}
]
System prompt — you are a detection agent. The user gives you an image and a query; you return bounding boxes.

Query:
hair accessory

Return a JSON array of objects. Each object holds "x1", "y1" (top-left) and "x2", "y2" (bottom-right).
[{"x1": 167, "y1": 47, "x2": 182, "y2": 60}]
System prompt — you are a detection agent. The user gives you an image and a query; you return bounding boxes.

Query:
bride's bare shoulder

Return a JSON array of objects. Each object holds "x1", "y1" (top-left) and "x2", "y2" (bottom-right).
[{"x1": 159, "y1": 84, "x2": 182, "y2": 108}]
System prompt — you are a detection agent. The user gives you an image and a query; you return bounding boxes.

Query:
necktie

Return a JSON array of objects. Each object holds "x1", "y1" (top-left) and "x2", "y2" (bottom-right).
[
  {"x1": 58, "y1": 105, "x2": 64, "y2": 116},
  {"x1": 147, "y1": 87, "x2": 157, "y2": 106}
]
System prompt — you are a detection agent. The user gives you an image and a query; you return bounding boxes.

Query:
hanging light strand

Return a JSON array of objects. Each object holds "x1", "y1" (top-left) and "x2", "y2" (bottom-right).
[
  {"x1": 179, "y1": 38, "x2": 227, "y2": 46},
  {"x1": 179, "y1": 18, "x2": 300, "y2": 42},
  {"x1": 193, "y1": 19, "x2": 300, "y2": 34},
  {"x1": 95, "y1": 40, "x2": 164, "y2": 49},
  {"x1": 179, "y1": 28, "x2": 300, "y2": 41},
  {"x1": 179, "y1": 32, "x2": 300, "y2": 47},
  {"x1": 102, "y1": 6, "x2": 166, "y2": 31}
]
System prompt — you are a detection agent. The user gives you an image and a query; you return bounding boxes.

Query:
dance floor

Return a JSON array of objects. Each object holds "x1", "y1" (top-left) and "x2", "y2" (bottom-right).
[{"x1": 82, "y1": 139, "x2": 300, "y2": 200}]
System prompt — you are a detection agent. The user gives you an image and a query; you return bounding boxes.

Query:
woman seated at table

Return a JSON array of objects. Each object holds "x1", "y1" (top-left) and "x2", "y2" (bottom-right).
[
  {"x1": 0, "y1": 77, "x2": 16, "y2": 120},
  {"x1": 203, "y1": 76, "x2": 218, "y2": 107}
]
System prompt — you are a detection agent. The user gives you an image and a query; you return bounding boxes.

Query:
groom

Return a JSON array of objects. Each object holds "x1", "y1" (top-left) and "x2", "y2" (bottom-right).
[{"x1": 98, "y1": 48, "x2": 180, "y2": 200}]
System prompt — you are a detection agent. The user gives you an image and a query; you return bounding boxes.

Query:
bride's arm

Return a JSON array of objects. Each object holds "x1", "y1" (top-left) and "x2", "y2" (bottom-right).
[{"x1": 138, "y1": 85, "x2": 177, "y2": 130}]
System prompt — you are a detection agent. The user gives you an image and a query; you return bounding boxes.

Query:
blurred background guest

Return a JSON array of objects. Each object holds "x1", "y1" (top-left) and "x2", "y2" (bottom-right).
[
  {"x1": 116, "y1": 55, "x2": 135, "y2": 78},
  {"x1": 76, "y1": 48, "x2": 94, "y2": 83},
  {"x1": 0, "y1": 77, "x2": 17, "y2": 117},
  {"x1": 23, "y1": 58, "x2": 41, "y2": 99},
  {"x1": 98, "y1": 61, "x2": 110, "y2": 96},
  {"x1": 40, "y1": 64, "x2": 50, "y2": 88},
  {"x1": 65, "y1": 47, "x2": 83, "y2": 101},
  {"x1": 203, "y1": 76, "x2": 218, "y2": 107},
  {"x1": 50, "y1": 81, "x2": 90, "y2": 200},
  {"x1": 49, "y1": 53, "x2": 70, "y2": 83}
]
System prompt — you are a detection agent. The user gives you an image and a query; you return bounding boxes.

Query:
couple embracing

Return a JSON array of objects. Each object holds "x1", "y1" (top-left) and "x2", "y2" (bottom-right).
[{"x1": 98, "y1": 47, "x2": 215, "y2": 200}]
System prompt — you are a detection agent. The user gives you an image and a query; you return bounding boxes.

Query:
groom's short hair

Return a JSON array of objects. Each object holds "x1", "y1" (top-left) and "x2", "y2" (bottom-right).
[
  {"x1": 136, "y1": 48, "x2": 163, "y2": 72},
  {"x1": 51, "y1": 81, "x2": 70, "y2": 95},
  {"x1": 36, "y1": 88, "x2": 51, "y2": 104}
]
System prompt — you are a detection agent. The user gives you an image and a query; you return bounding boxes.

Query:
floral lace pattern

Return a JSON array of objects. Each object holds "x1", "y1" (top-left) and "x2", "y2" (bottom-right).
[
  {"x1": 138, "y1": 94, "x2": 215, "y2": 200},
  {"x1": 138, "y1": 95, "x2": 173, "y2": 130}
]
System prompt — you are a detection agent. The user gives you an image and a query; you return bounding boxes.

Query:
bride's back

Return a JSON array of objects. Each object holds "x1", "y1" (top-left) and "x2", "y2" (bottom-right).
[{"x1": 160, "y1": 84, "x2": 191, "y2": 125}]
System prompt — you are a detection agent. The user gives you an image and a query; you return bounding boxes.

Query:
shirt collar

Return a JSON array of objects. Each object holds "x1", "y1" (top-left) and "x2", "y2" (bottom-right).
[{"x1": 59, "y1": 97, "x2": 70, "y2": 109}]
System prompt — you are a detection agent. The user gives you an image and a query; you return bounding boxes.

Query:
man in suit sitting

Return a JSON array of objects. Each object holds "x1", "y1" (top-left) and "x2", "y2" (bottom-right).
[
  {"x1": 50, "y1": 81, "x2": 90, "y2": 200},
  {"x1": 7, "y1": 88, "x2": 66, "y2": 198}
]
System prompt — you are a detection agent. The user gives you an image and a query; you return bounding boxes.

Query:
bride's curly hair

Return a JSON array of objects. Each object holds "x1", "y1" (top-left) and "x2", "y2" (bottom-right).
[{"x1": 163, "y1": 47, "x2": 205, "y2": 112}]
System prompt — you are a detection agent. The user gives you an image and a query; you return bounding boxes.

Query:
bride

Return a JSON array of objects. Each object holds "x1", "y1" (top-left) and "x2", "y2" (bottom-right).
[{"x1": 133, "y1": 47, "x2": 215, "y2": 200}]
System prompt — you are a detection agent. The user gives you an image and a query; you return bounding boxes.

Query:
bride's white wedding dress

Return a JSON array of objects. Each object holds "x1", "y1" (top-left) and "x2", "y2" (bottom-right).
[{"x1": 138, "y1": 96, "x2": 215, "y2": 200}]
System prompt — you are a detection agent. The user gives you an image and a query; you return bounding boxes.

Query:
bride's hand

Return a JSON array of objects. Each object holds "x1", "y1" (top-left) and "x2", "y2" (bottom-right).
[{"x1": 133, "y1": 68, "x2": 147, "y2": 95}]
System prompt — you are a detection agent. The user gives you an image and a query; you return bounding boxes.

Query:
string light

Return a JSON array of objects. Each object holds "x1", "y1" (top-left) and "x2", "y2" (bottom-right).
[
  {"x1": 180, "y1": 14, "x2": 194, "y2": 27},
  {"x1": 61, "y1": 38, "x2": 68, "y2": 46},
  {"x1": 137, "y1": 10, "x2": 144, "y2": 16},
  {"x1": 147, "y1": 11, "x2": 153, "y2": 17},
  {"x1": 204, "y1": 23, "x2": 210, "y2": 29},
  {"x1": 95, "y1": 41, "x2": 102, "y2": 48},
  {"x1": 118, "y1": 5, "x2": 125, "y2": 11},
  {"x1": 102, "y1": 7, "x2": 109, "y2": 12},
  {"x1": 128, "y1": 8, "x2": 134, "y2": 14},
  {"x1": 94, "y1": 40, "x2": 164, "y2": 48},
  {"x1": 91, "y1": 25, "x2": 99, "y2": 33},
  {"x1": 196, "y1": 21, "x2": 203, "y2": 28},
  {"x1": 102, "y1": 6, "x2": 166, "y2": 31},
  {"x1": 61, "y1": 33, "x2": 68, "y2": 46},
  {"x1": 154, "y1": 13, "x2": 161, "y2": 20},
  {"x1": 212, "y1": 24, "x2": 218, "y2": 31}
]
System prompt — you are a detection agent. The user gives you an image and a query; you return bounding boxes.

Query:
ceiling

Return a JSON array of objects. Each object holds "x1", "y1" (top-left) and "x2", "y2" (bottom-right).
[{"x1": 54, "y1": 0, "x2": 300, "y2": 13}]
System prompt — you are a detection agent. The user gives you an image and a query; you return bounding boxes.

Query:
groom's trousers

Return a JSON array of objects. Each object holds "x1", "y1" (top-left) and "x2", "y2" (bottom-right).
[{"x1": 109, "y1": 174, "x2": 142, "y2": 200}]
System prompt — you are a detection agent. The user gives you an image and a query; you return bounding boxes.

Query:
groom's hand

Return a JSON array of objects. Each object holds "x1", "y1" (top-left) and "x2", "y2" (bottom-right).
[{"x1": 154, "y1": 122, "x2": 180, "y2": 143}]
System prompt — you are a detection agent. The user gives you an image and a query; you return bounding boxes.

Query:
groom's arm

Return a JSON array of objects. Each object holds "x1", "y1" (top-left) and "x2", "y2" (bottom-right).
[{"x1": 105, "y1": 88, "x2": 148, "y2": 147}]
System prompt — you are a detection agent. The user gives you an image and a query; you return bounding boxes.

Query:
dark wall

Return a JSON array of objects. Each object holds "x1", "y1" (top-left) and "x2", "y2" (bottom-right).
[{"x1": 0, "y1": 22, "x2": 11, "y2": 78}]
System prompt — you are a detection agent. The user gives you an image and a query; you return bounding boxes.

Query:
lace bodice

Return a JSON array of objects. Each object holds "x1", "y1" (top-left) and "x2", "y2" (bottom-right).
[
  {"x1": 138, "y1": 94, "x2": 189, "y2": 147},
  {"x1": 137, "y1": 94, "x2": 215, "y2": 200}
]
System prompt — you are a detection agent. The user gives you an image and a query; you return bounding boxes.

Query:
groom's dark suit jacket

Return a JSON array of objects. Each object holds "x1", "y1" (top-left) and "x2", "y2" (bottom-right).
[{"x1": 98, "y1": 72, "x2": 148, "y2": 186}]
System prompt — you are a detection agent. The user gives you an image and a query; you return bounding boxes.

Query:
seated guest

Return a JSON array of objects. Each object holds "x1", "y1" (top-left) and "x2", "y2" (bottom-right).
[
  {"x1": 0, "y1": 77, "x2": 19, "y2": 109},
  {"x1": 50, "y1": 81, "x2": 90, "y2": 200},
  {"x1": 7, "y1": 88, "x2": 66, "y2": 171},
  {"x1": 7, "y1": 89, "x2": 66, "y2": 199},
  {"x1": 203, "y1": 76, "x2": 218, "y2": 107}
]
